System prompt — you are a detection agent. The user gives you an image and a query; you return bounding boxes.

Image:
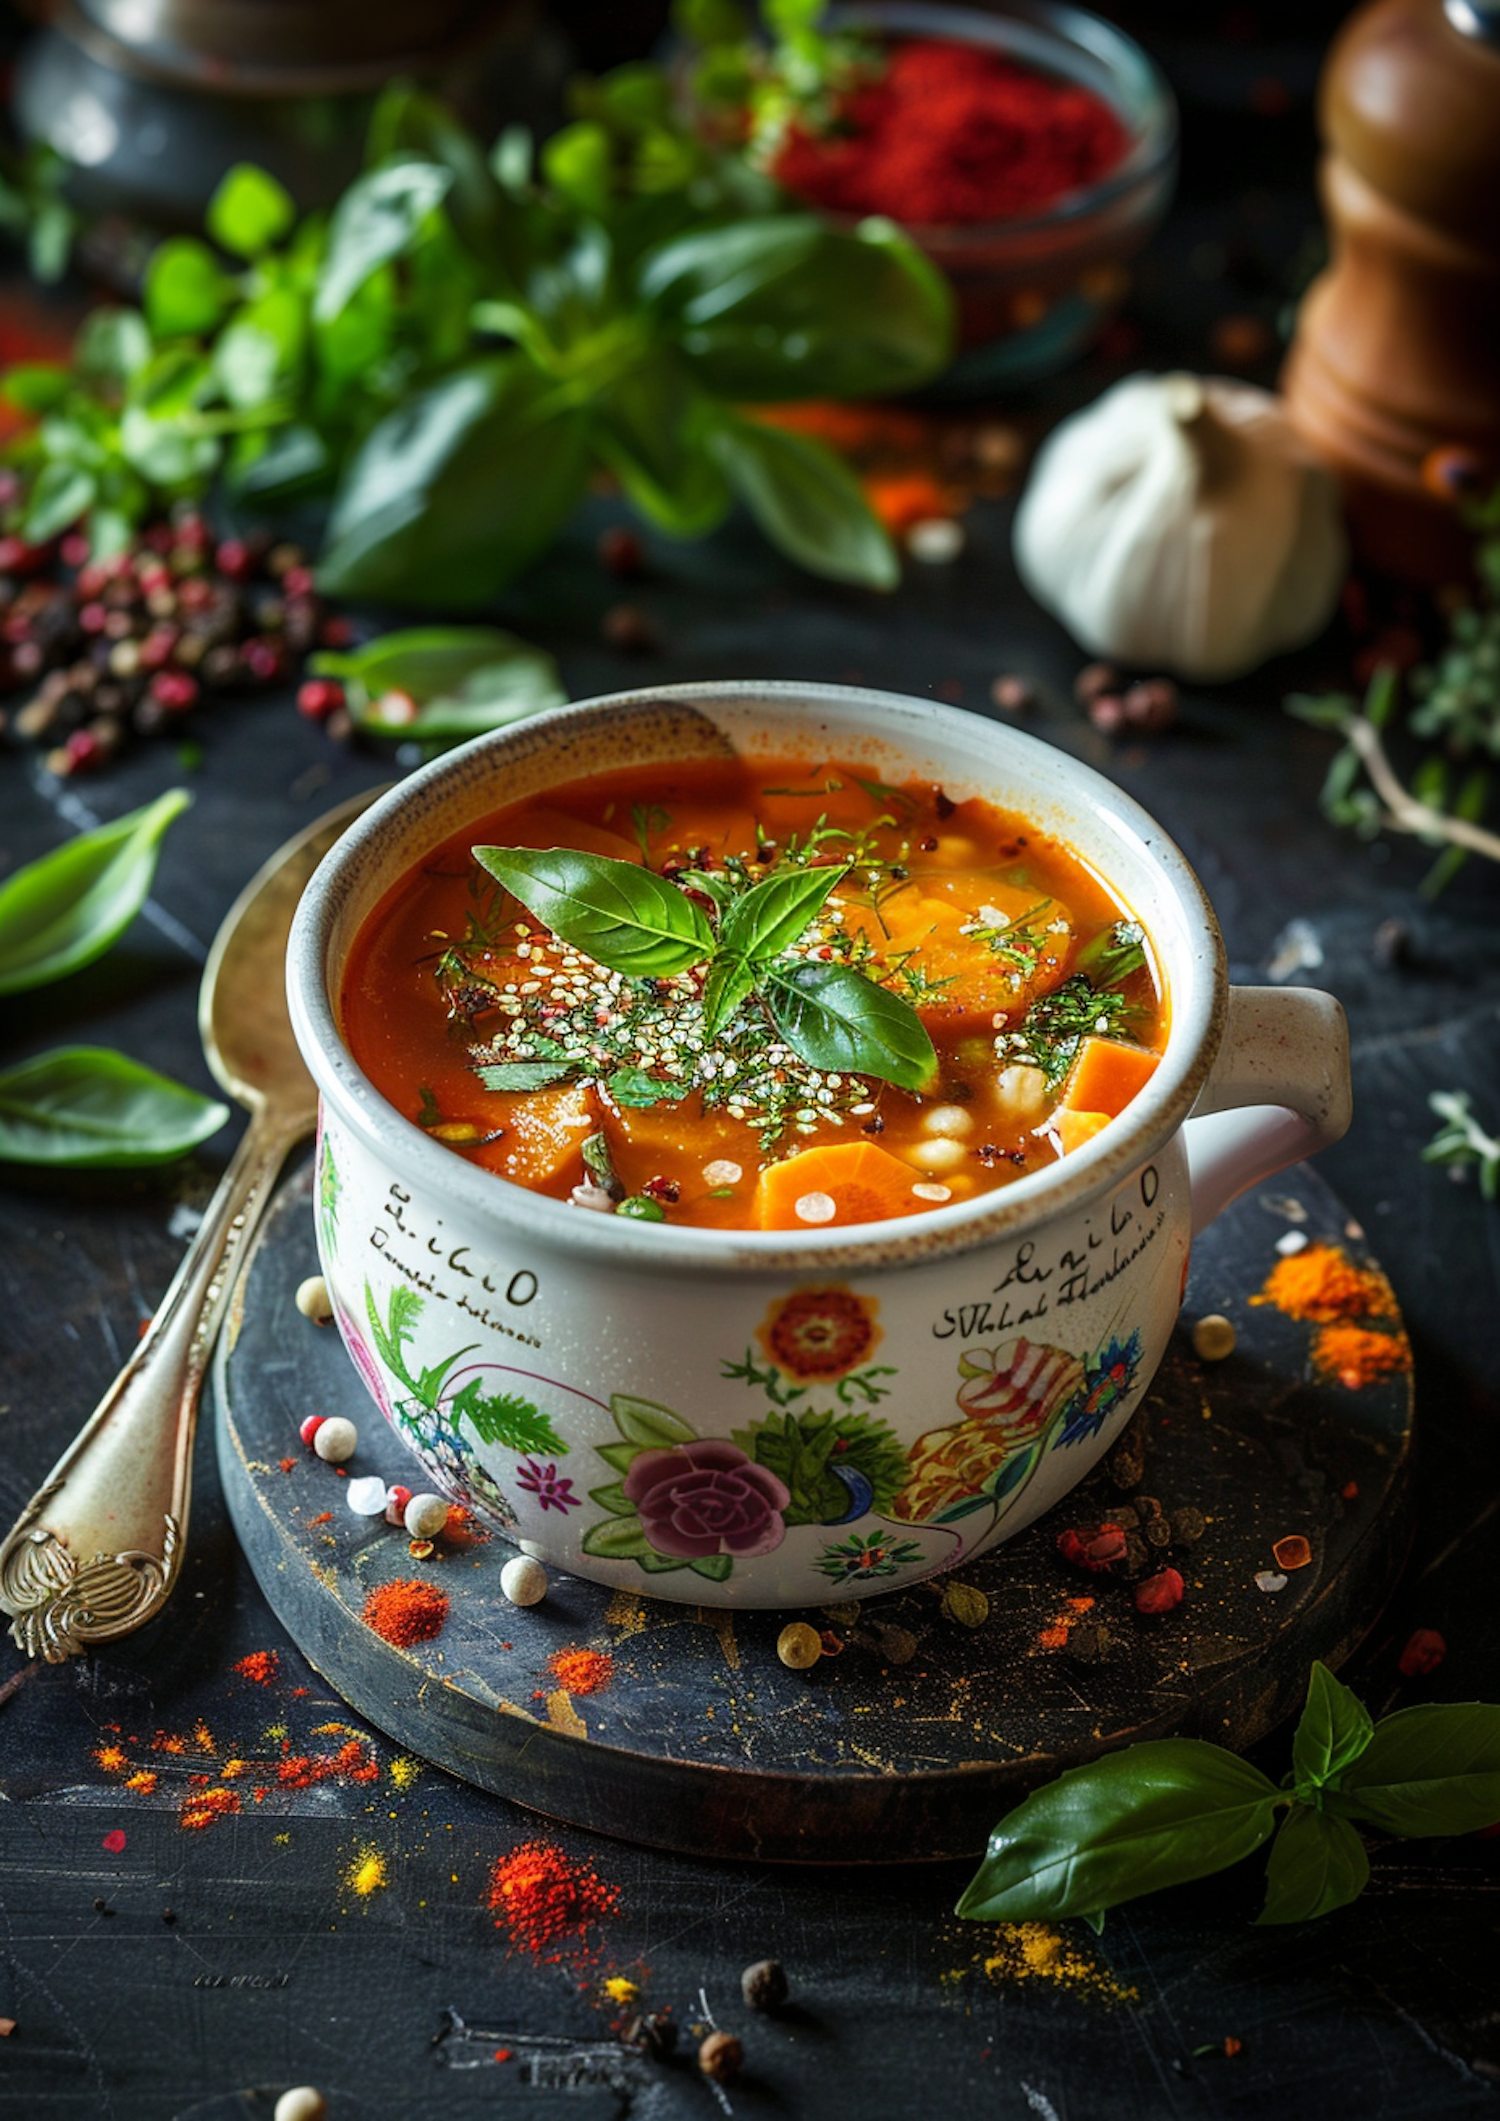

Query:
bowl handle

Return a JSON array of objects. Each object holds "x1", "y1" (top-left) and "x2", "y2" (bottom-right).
[{"x1": 1183, "y1": 986, "x2": 1352, "y2": 1235}]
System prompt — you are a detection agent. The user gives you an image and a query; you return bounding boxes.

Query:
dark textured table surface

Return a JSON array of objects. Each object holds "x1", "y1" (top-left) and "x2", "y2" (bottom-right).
[{"x1": 4, "y1": 69, "x2": 1500, "y2": 2121}]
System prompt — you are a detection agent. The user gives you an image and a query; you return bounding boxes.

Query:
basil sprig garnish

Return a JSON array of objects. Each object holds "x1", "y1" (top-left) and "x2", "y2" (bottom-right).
[
  {"x1": 958, "y1": 1662, "x2": 1500, "y2": 1932},
  {"x1": 471, "y1": 844, "x2": 936, "y2": 1093}
]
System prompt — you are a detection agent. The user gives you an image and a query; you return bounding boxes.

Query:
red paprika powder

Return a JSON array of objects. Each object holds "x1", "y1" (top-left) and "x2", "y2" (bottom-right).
[
  {"x1": 773, "y1": 39, "x2": 1127, "y2": 226},
  {"x1": 362, "y1": 1576, "x2": 449, "y2": 1647}
]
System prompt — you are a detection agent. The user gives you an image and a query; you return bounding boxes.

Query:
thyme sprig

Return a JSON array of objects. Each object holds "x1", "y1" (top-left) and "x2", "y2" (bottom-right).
[
  {"x1": 1287, "y1": 479, "x2": 1500, "y2": 896},
  {"x1": 1423, "y1": 1090, "x2": 1500, "y2": 1201}
]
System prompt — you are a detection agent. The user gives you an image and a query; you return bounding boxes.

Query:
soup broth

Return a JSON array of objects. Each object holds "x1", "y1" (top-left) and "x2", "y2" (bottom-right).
[{"x1": 341, "y1": 756, "x2": 1167, "y2": 1231}]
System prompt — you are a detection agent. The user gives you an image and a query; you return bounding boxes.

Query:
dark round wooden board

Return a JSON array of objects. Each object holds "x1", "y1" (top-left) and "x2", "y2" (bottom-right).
[{"x1": 213, "y1": 1155, "x2": 1412, "y2": 1864}]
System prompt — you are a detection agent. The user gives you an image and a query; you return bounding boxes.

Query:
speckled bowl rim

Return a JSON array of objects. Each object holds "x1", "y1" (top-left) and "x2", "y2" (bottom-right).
[{"x1": 287, "y1": 681, "x2": 1227, "y2": 1278}]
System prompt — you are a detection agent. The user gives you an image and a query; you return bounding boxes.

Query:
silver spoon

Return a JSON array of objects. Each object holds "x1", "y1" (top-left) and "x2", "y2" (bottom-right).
[{"x1": 0, "y1": 789, "x2": 377, "y2": 1662}]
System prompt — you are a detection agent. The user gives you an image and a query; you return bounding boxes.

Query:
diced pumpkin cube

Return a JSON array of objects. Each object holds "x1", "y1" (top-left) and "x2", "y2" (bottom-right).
[
  {"x1": 754, "y1": 1140, "x2": 930, "y2": 1230},
  {"x1": 498, "y1": 1082, "x2": 598, "y2": 1188},
  {"x1": 1060, "y1": 1037, "x2": 1160, "y2": 1120},
  {"x1": 1051, "y1": 1108, "x2": 1112, "y2": 1156}
]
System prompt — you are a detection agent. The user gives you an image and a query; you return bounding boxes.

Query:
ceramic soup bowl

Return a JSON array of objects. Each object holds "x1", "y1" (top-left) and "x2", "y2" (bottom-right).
[{"x1": 287, "y1": 682, "x2": 1350, "y2": 1608}]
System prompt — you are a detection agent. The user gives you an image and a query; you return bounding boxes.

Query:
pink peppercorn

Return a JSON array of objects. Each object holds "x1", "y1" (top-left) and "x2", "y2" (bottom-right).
[
  {"x1": 371, "y1": 689, "x2": 418, "y2": 727},
  {"x1": 139, "y1": 628, "x2": 180, "y2": 671},
  {"x1": 1397, "y1": 1628, "x2": 1446, "y2": 1678},
  {"x1": 319, "y1": 616, "x2": 355, "y2": 648},
  {"x1": 296, "y1": 678, "x2": 345, "y2": 722},
  {"x1": 281, "y1": 565, "x2": 315, "y2": 597},
  {"x1": 64, "y1": 729, "x2": 103, "y2": 771},
  {"x1": 241, "y1": 638, "x2": 281, "y2": 682},
  {"x1": 299, "y1": 1414, "x2": 326, "y2": 1447},
  {"x1": 79, "y1": 601, "x2": 109, "y2": 635},
  {"x1": 150, "y1": 670, "x2": 199, "y2": 713},
  {"x1": 1057, "y1": 1523, "x2": 1128, "y2": 1572},
  {"x1": 1134, "y1": 1568, "x2": 1185, "y2": 1615},
  {"x1": 214, "y1": 538, "x2": 254, "y2": 580},
  {"x1": 60, "y1": 532, "x2": 90, "y2": 568}
]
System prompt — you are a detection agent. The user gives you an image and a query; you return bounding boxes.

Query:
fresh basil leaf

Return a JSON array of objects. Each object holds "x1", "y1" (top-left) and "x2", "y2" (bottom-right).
[
  {"x1": 718, "y1": 861, "x2": 847, "y2": 966},
  {"x1": 0, "y1": 789, "x2": 189, "y2": 995},
  {"x1": 75, "y1": 308, "x2": 152, "y2": 384},
  {"x1": 542, "y1": 121, "x2": 614, "y2": 216},
  {"x1": 473, "y1": 847, "x2": 712, "y2": 980},
  {"x1": 211, "y1": 320, "x2": 286, "y2": 412},
  {"x1": 1, "y1": 363, "x2": 71, "y2": 414},
  {"x1": 767, "y1": 960, "x2": 935, "y2": 1090},
  {"x1": 607, "y1": 1068, "x2": 693, "y2": 1108},
  {"x1": 1292, "y1": 1662, "x2": 1375, "y2": 1793},
  {"x1": 956, "y1": 1741, "x2": 1282, "y2": 1924},
  {"x1": 591, "y1": 353, "x2": 731, "y2": 537},
  {"x1": 680, "y1": 869, "x2": 735, "y2": 911},
  {"x1": 674, "y1": 0, "x2": 750, "y2": 46},
  {"x1": 228, "y1": 421, "x2": 330, "y2": 501},
  {"x1": 314, "y1": 157, "x2": 454, "y2": 324},
  {"x1": 1257, "y1": 1806, "x2": 1369, "y2": 1925},
  {"x1": 708, "y1": 412, "x2": 897, "y2": 590},
  {"x1": 317, "y1": 357, "x2": 590, "y2": 607},
  {"x1": 1334, "y1": 1704, "x2": 1500, "y2": 1836},
  {"x1": 476, "y1": 1059, "x2": 573, "y2": 1091},
  {"x1": 0, "y1": 1047, "x2": 228, "y2": 1168},
  {"x1": 22, "y1": 460, "x2": 96, "y2": 543},
  {"x1": 207, "y1": 164, "x2": 296, "y2": 257},
  {"x1": 314, "y1": 626, "x2": 566, "y2": 743},
  {"x1": 700, "y1": 951, "x2": 757, "y2": 1041},
  {"x1": 365, "y1": 87, "x2": 515, "y2": 273},
  {"x1": 144, "y1": 237, "x2": 230, "y2": 338},
  {"x1": 638, "y1": 214, "x2": 953, "y2": 400},
  {"x1": 118, "y1": 405, "x2": 220, "y2": 492}
]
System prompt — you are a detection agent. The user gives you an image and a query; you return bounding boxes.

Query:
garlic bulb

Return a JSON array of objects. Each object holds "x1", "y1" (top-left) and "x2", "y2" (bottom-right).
[{"x1": 1013, "y1": 372, "x2": 1348, "y2": 682}]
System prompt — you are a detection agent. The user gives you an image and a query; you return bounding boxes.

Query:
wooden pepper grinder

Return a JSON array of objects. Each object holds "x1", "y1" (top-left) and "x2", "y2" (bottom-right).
[{"x1": 1282, "y1": 0, "x2": 1500, "y2": 580}]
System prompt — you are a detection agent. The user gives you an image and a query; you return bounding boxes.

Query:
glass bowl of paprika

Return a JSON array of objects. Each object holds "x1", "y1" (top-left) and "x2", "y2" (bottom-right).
[{"x1": 773, "y1": 0, "x2": 1178, "y2": 392}]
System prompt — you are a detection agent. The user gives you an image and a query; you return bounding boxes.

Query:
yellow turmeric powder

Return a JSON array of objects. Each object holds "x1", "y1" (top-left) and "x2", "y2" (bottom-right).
[{"x1": 1253, "y1": 1243, "x2": 1392, "y2": 1324}]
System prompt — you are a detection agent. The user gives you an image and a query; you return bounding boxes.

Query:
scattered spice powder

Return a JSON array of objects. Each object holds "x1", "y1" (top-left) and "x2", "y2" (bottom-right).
[
  {"x1": 345, "y1": 1845, "x2": 389, "y2": 1897},
  {"x1": 547, "y1": 1648, "x2": 615, "y2": 1696},
  {"x1": 978, "y1": 1922, "x2": 1138, "y2": 2004},
  {"x1": 486, "y1": 1839, "x2": 621, "y2": 1962},
  {"x1": 362, "y1": 1577, "x2": 449, "y2": 1647},
  {"x1": 1313, "y1": 1322, "x2": 1410, "y2": 1389},
  {"x1": 388, "y1": 1754, "x2": 422, "y2": 1791},
  {"x1": 234, "y1": 1650, "x2": 280, "y2": 1687},
  {"x1": 1253, "y1": 1242, "x2": 1391, "y2": 1324},
  {"x1": 179, "y1": 1787, "x2": 241, "y2": 1833},
  {"x1": 95, "y1": 1743, "x2": 128, "y2": 1774},
  {"x1": 124, "y1": 1770, "x2": 157, "y2": 1794}
]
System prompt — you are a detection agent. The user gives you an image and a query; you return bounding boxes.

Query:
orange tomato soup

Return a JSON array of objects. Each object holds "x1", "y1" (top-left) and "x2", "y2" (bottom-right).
[{"x1": 341, "y1": 756, "x2": 1167, "y2": 1231}]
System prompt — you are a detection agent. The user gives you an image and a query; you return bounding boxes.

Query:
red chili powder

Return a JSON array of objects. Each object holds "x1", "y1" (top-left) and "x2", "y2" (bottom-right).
[
  {"x1": 276, "y1": 1739, "x2": 380, "y2": 1789},
  {"x1": 773, "y1": 39, "x2": 1127, "y2": 226},
  {"x1": 362, "y1": 1577, "x2": 449, "y2": 1647},
  {"x1": 547, "y1": 1648, "x2": 614, "y2": 1697},
  {"x1": 179, "y1": 1787, "x2": 241, "y2": 1833},
  {"x1": 233, "y1": 1650, "x2": 280, "y2": 1687},
  {"x1": 486, "y1": 1840, "x2": 620, "y2": 1960}
]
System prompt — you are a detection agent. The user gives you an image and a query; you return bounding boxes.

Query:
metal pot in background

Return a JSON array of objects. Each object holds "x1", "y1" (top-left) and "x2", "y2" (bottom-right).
[{"x1": 13, "y1": 0, "x2": 562, "y2": 235}]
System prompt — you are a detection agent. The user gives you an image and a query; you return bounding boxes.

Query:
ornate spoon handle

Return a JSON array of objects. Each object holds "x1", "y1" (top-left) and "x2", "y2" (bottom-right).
[{"x1": 0, "y1": 1108, "x2": 307, "y2": 1661}]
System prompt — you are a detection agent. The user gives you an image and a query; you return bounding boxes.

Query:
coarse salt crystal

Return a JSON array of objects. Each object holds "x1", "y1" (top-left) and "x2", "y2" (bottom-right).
[
  {"x1": 794, "y1": 1192, "x2": 837, "y2": 1224},
  {"x1": 1276, "y1": 1230, "x2": 1309, "y2": 1256},
  {"x1": 703, "y1": 1159, "x2": 743, "y2": 1187},
  {"x1": 1254, "y1": 1571, "x2": 1288, "y2": 1593},
  {"x1": 911, "y1": 1182, "x2": 952, "y2": 1202},
  {"x1": 346, "y1": 1475, "x2": 389, "y2": 1516}
]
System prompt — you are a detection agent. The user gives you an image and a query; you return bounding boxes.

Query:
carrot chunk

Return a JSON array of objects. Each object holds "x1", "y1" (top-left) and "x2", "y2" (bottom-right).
[
  {"x1": 753, "y1": 1141, "x2": 930, "y2": 1229},
  {"x1": 1060, "y1": 1037, "x2": 1159, "y2": 1119},
  {"x1": 498, "y1": 1083, "x2": 598, "y2": 1188},
  {"x1": 1051, "y1": 1108, "x2": 1112, "y2": 1156}
]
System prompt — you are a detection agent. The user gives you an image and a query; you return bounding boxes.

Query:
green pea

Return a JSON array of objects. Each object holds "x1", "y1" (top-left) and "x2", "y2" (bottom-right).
[{"x1": 616, "y1": 1195, "x2": 666, "y2": 1221}]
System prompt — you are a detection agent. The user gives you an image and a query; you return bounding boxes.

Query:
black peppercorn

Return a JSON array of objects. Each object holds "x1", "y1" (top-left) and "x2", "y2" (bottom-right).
[
  {"x1": 698, "y1": 2031, "x2": 743, "y2": 2084},
  {"x1": 740, "y1": 1959, "x2": 788, "y2": 2012}
]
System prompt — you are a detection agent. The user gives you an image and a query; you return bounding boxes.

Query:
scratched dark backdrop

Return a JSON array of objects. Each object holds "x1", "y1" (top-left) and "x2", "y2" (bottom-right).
[{"x1": 3, "y1": 5, "x2": 1500, "y2": 2117}]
